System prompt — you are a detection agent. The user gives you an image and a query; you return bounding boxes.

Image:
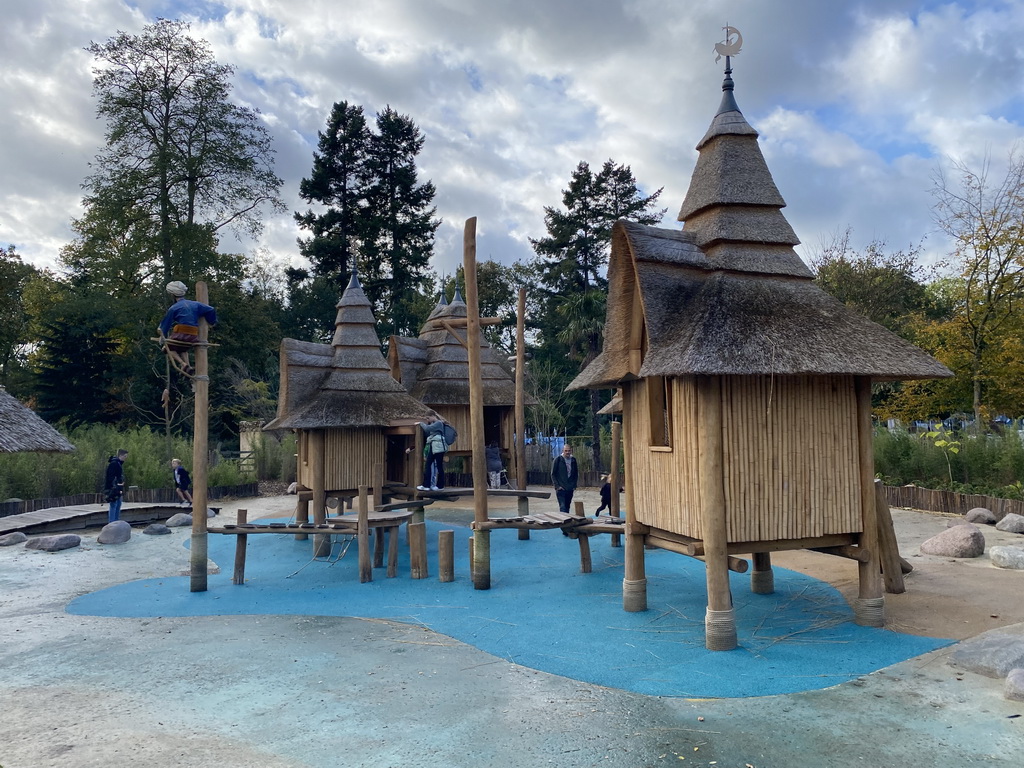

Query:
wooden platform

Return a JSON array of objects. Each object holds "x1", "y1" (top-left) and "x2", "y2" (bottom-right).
[
  {"x1": 0, "y1": 503, "x2": 212, "y2": 536},
  {"x1": 472, "y1": 510, "x2": 590, "y2": 531}
]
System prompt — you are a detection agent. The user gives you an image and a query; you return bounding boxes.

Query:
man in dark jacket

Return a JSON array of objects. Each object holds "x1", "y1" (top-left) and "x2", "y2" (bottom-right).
[
  {"x1": 104, "y1": 449, "x2": 128, "y2": 523},
  {"x1": 551, "y1": 443, "x2": 578, "y2": 515}
]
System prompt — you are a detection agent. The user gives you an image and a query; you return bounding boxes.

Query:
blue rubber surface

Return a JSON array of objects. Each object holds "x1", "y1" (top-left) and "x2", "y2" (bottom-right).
[{"x1": 68, "y1": 521, "x2": 951, "y2": 698}]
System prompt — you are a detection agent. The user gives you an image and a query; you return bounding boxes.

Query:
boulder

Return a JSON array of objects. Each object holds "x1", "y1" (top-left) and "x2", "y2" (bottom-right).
[
  {"x1": 995, "y1": 513, "x2": 1024, "y2": 534},
  {"x1": 143, "y1": 523, "x2": 172, "y2": 535},
  {"x1": 951, "y1": 627, "x2": 1024, "y2": 678},
  {"x1": 990, "y1": 546, "x2": 1024, "y2": 570},
  {"x1": 920, "y1": 524, "x2": 985, "y2": 558},
  {"x1": 946, "y1": 518, "x2": 971, "y2": 528},
  {"x1": 165, "y1": 513, "x2": 192, "y2": 527},
  {"x1": 25, "y1": 534, "x2": 81, "y2": 552},
  {"x1": 965, "y1": 507, "x2": 997, "y2": 525},
  {"x1": 1006, "y1": 669, "x2": 1024, "y2": 702},
  {"x1": 0, "y1": 531, "x2": 28, "y2": 546},
  {"x1": 97, "y1": 520, "x2": 132, "y2": 544}
]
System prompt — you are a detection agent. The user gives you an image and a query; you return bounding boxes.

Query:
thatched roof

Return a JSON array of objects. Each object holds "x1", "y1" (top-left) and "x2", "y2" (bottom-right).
[
  {"x1": 0, "y1": 387, "x2": 75, "y2": 453},
  {"x1": 389, "y1": 289, "x2": 521, "y2": 407},
  {"x1": 569, "y1": 70, "x2": 952, "y2": 391},
  {"x1": 265, "y1": 273, "x2": 437, "y2": 431}
]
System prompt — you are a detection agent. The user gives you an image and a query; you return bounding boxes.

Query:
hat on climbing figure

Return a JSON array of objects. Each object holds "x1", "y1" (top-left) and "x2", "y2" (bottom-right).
[{"x1": 166, "y1": 281, "x2": 187, "y2": 298}]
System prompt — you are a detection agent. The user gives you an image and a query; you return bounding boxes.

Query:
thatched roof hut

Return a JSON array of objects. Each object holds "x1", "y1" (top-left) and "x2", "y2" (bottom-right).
[
  {"x1": 389, "y1": 288, "x2": 520, "y2": 463},
  {"x1": 568, "y1": 61, "x2": 951, "y2": 651},
  {"x1": 0, "y1": 386, "x2": 75, "y2": 454},
  {"x1": 265, "y1": 272, "x2": 436, "y2": 497}
]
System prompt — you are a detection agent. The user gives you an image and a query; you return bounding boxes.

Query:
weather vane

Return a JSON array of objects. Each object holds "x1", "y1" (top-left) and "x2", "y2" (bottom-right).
[{"x1": 714, "y1": 25, "x2": 743, "y2": 64}]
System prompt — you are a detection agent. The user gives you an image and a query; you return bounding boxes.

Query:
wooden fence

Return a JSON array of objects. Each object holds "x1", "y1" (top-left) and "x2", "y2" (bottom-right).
[
  {"x1": 0, "y1": 482, "x2": 259, "y2": 519},
  {"x1": 882, "y1": 485, "x2": 1024, "y2": 519}
]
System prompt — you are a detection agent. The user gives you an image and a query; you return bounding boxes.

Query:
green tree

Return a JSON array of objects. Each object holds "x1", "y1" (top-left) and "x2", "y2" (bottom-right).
[
  {"x1": 85, "y1": 19, "x2": 284, "y2": 283},
  {"x1": 360, "y1": 106, "x2": 440, "y2": 339},
  {"x1": 295, "y1": 101, "x2": 371, "y2": 286},
  {"x1": 0, "y1": 246, "x2": 38, "y2": 389},
  {"x1": 930, "y1": 149, "x2": 1024, "y2": 424},
  {"x1": 531, "y1": 160, "x2": 664, "y2": 467}
]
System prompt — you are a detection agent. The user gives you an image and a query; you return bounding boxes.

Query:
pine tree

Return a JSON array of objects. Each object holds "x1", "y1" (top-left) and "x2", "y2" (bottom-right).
[{"x1": 294, "y1": 101, "x2": 371, "y2": 286}]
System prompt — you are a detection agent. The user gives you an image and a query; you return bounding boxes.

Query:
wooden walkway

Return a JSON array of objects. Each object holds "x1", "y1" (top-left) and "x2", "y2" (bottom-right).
[{"x1": 0, "y1": 502, "x2": 216, "y2": 536}]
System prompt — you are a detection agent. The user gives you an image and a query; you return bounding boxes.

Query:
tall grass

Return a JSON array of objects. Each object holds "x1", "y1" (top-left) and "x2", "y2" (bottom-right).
[{"x1": 0, "y1": 424, "x2": 295, "y2": 500}]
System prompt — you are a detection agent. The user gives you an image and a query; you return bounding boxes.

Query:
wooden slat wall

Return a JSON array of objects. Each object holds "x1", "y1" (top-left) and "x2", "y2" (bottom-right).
[
  {"x1": 625, "y1": 375, "x2": 862, "y2": 543},
  {"x1": 720, "y1": 375, "x2": 861, "y2": 541},
  {"x1": 434, "y1": 406, "x2": 470, "y2": 448},
  {"x1": 324, "y1": 427, "x2": 385, "y2": 490}
]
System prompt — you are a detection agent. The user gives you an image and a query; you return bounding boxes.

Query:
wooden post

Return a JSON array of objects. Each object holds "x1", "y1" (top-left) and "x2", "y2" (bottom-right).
[
  {"x1": 515, "y1": 286, "x2": 530, "y2": 542},
  {"x1": 574, "y1": 500, "x2": 592, "y2": 573},
  {"x1": 750, "y1": 551, "x2": 774, "y2": 594},
  {"x1": 874, "y1": 479, "x2": 906, "y2": 594},
  {"x1": 373, "y1": 462, "x2": 386, "y2": 567},
  {"x1": 189, "y1": 281, "x2": 211, "y2": 593},
  {"x1": 623, "y1": 386, "x2": 646, "y2": 612},
  {"x1": 358, "y1": 485, "x2": 371, "y2": 583},
  {"x1": 232, "y1": 509, "x2": 247, "y2": 585},
  {"x1": 697, "y1": 375, "x2": 736, "y2": 650},
  {"x1": 295, "y1": 491, "x2": 309, "y2": 541},
  {"x1": 610, "y1": 419, "x2": 622, "y2": 548},
  {"x1": 409, "y1": 522, "x2": 427, "y2": 579},
  {"x1": 311, "y1": 430, "x2": 330, "y2": 558},
  {"x1": 387, "y1": 524, "x2": 399, "y2": 578},
  {"x1": 465, "y1": 218, "x2": 491, "y2": 590},
  {"x1": 855, "y1": 377, "x2": 884, "y2": 625},
  {"x1": 439, "y1": 530, "x2": 455, "y2": 582}
]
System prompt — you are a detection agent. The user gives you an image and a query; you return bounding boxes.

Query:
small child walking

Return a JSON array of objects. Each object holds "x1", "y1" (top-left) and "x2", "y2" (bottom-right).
[{"x1": 171, "y1": 458, "x2": 193, "y2": 507}]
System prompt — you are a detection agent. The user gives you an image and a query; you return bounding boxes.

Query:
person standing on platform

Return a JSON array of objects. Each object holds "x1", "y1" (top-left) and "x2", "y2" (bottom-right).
[
  {"x1": 417, "y1": 417, "x2": 448, "y2": 491},
  {"x1": 486, "y1": 442, "x2": 503, "y2": 488},
  {"x1": 551, "y1": 443, "x2": 578, "y2": 515},
  {"x1": 171, "y1": 458, "x2": 193, "y2": 507},
  {"x1": 104, "y1": 449, "x2": 128, "y2": 523}
]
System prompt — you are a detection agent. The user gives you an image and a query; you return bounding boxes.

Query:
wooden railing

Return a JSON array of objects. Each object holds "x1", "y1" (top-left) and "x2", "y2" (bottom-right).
[{"x1": 882, "y1": 484, "x2": 1024, "y2": 518}]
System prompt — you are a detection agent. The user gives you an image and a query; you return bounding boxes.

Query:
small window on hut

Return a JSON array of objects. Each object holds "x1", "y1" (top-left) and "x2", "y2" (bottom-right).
[{"x1": 647, "y1": 376, "x2": 672, "y2": 449}]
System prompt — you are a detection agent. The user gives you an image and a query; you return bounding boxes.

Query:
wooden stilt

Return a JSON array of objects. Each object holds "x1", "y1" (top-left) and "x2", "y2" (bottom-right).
[
  {"x1": 387, "y1": 525, "x2": 399, "y2": 578},
  {"x1": 574, "y1": 501, "x2": 592, "y2": 573},
  {"x1": 874, "y1": 478, "x2": 906, "y2": 594},
  {"x1": 189, "y1": 281, "x2": 212, "y2": 593},
  {"x1": 232, "y1": 509, "x2": 247, "y2": 585},
  {"x1": 410, "y1": 522, "x2": 428, "y2": 579},
  {"x1": 517, "y1": 495, "x2": 530, "y2": 540},
  {"x1": 294, "y1": 491, "x2": 310, "y2": 541},
  {"x1": 697, "y1": 375, "x2": 736, "y2": 650},
  {"x1": 311, "y1": 429, "x2": 330, "y2": 558},
  {"x1": 610, "y1": 419, "x2": 622, "y2": 548},
  {"x1": 439, "y1": 530, "x2": 454, "y2": 582},
  {"x1": 357, "y1": 485, "x2": 371, "y2": 583},
  {"x1": 623, "y1": 398, "x2": 647, "y2": 612},
  {"x1": 854, "y1": 377, "x2": 884, "y2": 626},
  {"x1": 751, "y1": 551, "x2": 774, "y2": 594}
]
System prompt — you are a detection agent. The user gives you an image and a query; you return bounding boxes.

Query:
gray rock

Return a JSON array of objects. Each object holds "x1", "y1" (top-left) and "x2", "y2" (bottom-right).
[
  {"x1": 143, "y1": 523, "x2": 172, "y2": 535},
  {"x1": 1006, "y1": 669, "x2": 1024, "y2": 702},
  {"x1": 995, "y1": 513, "x2": 1024, "y2": 534},
  {"x1": 951, "y1": 626, "x2": 1024, "y2": 678},
  {"x1": 165, "y1": 513, "x2": 192, "y2": 527},
  {"x1": 920, "y1": 524, "x2": 985, "y2": 558},
  {"x1": 97, "y1": 520, "x2": 132, "y2": 544},
  {"x1": 990, "y1": 546, "x2": 1024, "y2": 570},
  {"x1": 965, "y1": 507, "x2": 997, "y2": 525},
  {"x1": 24, "y1": 534, "x2": 82, "y2": 552},
  {"x1": 0, "y1": 531, "x2": 28, "y2": 546},
  {"x1": 206, "y1": 507, "x2": 217, "y2": 518},
  {"x1": 946, "y1": 518, "x2": 971, "y2": 528}
]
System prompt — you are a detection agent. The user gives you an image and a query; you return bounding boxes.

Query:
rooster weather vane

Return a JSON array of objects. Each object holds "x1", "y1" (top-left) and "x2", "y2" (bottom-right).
[{"x1": 714, "y1": 25, "x2": 743, "y2": 63}]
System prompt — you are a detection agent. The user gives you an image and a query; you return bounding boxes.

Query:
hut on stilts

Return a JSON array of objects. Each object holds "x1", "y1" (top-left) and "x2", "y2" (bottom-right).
[
  {"x1": 388, "y1": 286, "x2": 521, "y2": 484},
  {"x1": 264, "y1": 271, "x2": 438, "y2": 541},
  {"x1": 568, "y1": 57, "x2": 952, "y2": 650}
]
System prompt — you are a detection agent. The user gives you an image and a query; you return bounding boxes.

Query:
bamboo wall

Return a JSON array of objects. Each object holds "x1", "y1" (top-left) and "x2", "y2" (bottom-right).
[
  {"x1": 297, "y1": 427, "x2": 385, "y2": 490},
  {"x1": 626, "y1": 374, "x2": 862, "y2": 542}
]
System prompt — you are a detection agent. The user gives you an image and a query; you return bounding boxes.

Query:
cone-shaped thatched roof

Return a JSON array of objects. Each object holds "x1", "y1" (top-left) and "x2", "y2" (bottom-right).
[
  {"x1": 0, "y1": 387, "x2": 75, "y2": 453},
  {"x1": 265, "y1": 272, "x2": 437, "y2": 430},
  {"x1": 389, "y1": 289, "x2": 520, "y2": 407},
  {"x1": 569, "y1": 68, "x2": 952, "y2": 391}
]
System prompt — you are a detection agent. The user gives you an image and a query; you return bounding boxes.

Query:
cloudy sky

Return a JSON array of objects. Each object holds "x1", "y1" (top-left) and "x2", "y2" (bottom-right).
[{"x1": 4, "y1": 0, "x2": 1024, "y2": 281}]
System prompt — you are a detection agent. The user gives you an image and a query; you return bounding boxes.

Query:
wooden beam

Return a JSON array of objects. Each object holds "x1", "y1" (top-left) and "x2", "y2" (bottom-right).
[{"x1": 190, "y1": 281, "x2": 211, "y2": 593}]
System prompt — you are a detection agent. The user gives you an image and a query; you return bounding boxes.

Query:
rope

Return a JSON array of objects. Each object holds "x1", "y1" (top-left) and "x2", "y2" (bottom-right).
[
  {"x1": 853, "y1": 597, "x2": 885, "y2": 627},
  {"x1": 705, "y1": 608, "x2": 738, "y2": 651}
]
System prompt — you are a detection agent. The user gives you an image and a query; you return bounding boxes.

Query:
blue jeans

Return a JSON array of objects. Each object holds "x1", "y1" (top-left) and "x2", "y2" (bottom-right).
[
  {"x1": 556, "y1": 488, "x2": 575, "y2": 515},
  {"x1": 108, "y1": 495, "x2": 123, "y2": 523}
]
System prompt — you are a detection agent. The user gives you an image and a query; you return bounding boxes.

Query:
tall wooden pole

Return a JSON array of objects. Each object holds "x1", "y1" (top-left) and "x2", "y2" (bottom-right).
[
  {"x1": 465, "y1": 218, "x2": 491, "y2": 590},
  {"x1": 515, "y1": 287, "x2": 529, "y2": 541},
  {"x1": 515, "y1": 287, "x2": 527, "y2": 491},
  {"x1": 855, "y1": 377, "x2": 884, "y2": 625},
  {"x1": 696, "y1": 375, "x2": 736, "y2": 650},
  {"x1": 610, "y1": 419, "x2": 622, "y2": 548},
  {"x1": 189, "y1": 281, "x2": 211, "y2": 592}
]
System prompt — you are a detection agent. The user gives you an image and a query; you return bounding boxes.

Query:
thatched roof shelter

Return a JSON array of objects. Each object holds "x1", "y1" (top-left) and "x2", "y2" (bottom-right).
[
  {"x1": 389, "y1": 289, "x2": 518, "y2": 407},
  {"x1": 0, "y1": 386, "x2": 75, "y2": 453},
  {"x1": 265, "y1": 272, "x2": 436, "y2": 432}
]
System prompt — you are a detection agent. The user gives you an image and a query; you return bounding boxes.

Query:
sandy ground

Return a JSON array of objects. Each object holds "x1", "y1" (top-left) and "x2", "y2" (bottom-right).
[{"x1": 1, "y1": 488, "x2": 1022, "y2": 768}]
